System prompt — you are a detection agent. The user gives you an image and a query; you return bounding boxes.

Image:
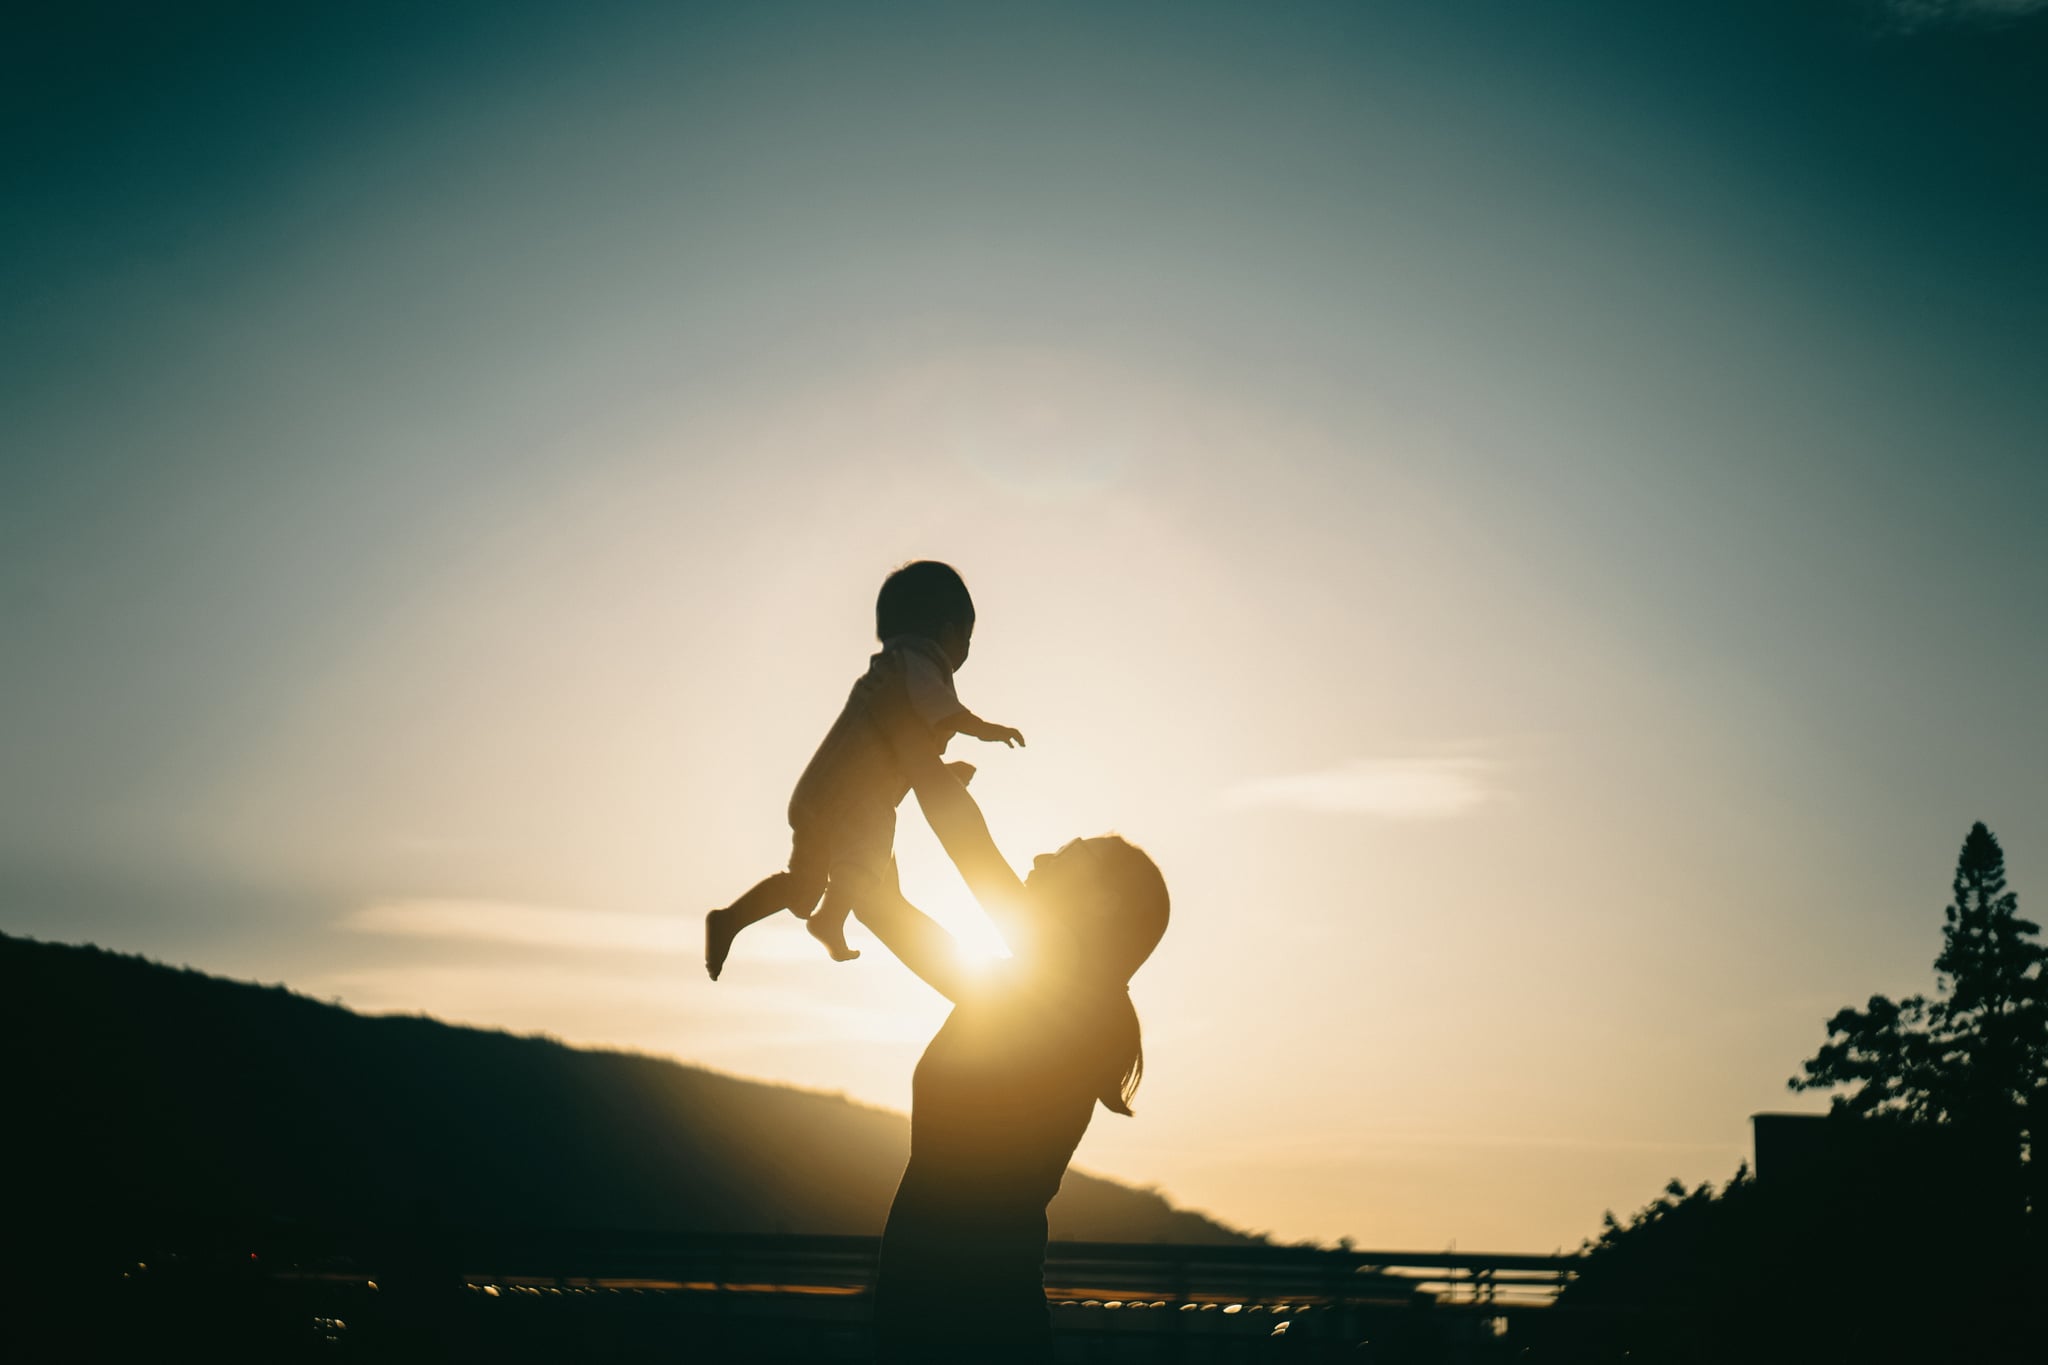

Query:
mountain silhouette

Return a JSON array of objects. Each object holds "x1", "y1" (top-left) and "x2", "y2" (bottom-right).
[{"x1": 3, "y1": 932, "x2": 1247, "y2": 1244}]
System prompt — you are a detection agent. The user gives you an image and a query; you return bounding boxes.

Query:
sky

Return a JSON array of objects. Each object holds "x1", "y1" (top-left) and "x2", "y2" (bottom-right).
[{"x1": 5, "y1": 0, "x2": 2046, "y2": 1251}]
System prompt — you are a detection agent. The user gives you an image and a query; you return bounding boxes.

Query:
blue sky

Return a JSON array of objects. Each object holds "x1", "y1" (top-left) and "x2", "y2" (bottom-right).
[{"x1": 5, "y1": 0, "x2": 2045, "y2": 1249}]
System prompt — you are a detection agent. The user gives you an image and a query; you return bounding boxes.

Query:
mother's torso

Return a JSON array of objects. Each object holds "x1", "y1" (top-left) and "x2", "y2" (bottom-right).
[{"x1": 875, "y1": 970, "x2": 1116, "y2": 1318}]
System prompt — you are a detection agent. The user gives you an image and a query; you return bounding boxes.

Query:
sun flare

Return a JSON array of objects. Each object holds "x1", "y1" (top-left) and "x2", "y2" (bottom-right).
[{"x1": 891, "y1": 834, "x2": 1014, "y2": 968}]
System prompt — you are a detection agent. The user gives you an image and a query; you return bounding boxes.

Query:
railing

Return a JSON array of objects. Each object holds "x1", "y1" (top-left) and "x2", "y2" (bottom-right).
[
  {"x1": 86, "y1": 1227, "x2": 1582, "y2": 1361},
  {"x1": 300, "y1": 1228, "x2": 1578, "y2": 1309}
]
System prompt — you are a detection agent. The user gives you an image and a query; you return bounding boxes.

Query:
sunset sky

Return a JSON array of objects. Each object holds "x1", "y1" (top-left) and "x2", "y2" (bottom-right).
[{"x1": 6, "y1": 0, "x2": 2046, "y2": 1251}]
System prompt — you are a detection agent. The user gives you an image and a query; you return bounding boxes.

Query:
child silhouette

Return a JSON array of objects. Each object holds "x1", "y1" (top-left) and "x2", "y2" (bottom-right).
[{"x1": 704, "y1": 561, "x2": 1024, "y2": 980}]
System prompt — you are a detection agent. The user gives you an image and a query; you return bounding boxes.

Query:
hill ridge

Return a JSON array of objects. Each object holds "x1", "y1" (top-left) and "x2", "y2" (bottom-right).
[{"x1": 3, "y1": 931, "x2": 1250, "y2": 1245}]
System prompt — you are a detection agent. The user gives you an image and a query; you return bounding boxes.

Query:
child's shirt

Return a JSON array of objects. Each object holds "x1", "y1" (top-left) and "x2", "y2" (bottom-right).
[{"x1": 788, "y1": 636, "x2": 962, "y2": 826}]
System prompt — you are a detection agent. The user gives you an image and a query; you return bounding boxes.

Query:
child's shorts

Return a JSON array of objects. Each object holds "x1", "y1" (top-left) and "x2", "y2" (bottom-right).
[{"x1": 785, "y1": 797, "x2": 897, "y2": 911}]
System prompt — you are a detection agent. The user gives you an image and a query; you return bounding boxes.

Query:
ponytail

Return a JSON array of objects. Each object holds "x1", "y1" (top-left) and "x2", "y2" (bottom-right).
[{"x1": 1097, "y1": 986, "x2": 1144, "y2": 1117}]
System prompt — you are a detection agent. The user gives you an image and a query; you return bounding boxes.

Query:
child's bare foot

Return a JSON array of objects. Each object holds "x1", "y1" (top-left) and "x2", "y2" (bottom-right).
[
  {"x1": 806, "y1": 913, "x2": 861, "y2": 963},
  {"x1": 945, "y1": 760, "x2": 976, "y2": 787},
  {"x1": 705, "y1": 909, "x2": 738, "y2": 981}
]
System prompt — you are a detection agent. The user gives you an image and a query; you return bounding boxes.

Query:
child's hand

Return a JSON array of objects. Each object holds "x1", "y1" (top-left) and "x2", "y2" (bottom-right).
[
  {"x1": 976, "y1": 722, "x2": 1025, "y2": 748},
  {"x1": 949, "y1": 709, "x2": 1025, "y2": 748}
]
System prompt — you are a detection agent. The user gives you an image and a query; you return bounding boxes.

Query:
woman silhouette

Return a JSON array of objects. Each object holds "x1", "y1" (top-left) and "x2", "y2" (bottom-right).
[{"x1": 850, "y1": 731, "x2": 1170, "y2": 1364}]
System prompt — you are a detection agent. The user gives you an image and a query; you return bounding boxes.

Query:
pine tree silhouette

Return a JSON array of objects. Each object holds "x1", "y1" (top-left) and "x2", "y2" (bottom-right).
[{"x1": 1790, "y1": 821, "x2": 2046, "y2": 1220}]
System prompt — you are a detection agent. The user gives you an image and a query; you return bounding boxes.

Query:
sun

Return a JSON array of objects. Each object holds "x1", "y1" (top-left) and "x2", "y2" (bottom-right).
[{"x1": 891, "y1": 831, "x2": 1014, "y2": 968}]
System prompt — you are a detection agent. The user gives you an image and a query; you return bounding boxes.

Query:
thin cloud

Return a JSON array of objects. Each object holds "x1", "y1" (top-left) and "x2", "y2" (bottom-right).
[
  {"x1": 1876, "y1": 0, "x2": 2048, "y2": 29},
  {"x1": 1188, "y1": 1128, "x2": 1735, "y2": 1162},
  {"x1": 1219, "y1": 756, "x2": 1501, "y2": 820},
  {"x1": 317, "y1": 964, "x2": 924, "y2": 1035},
  {"x1": 339, "y1": 898, "x2": 820, "y2": 962},
  {"x1": 300, "y1": 962, "x2": 935, "y2": 1053}
]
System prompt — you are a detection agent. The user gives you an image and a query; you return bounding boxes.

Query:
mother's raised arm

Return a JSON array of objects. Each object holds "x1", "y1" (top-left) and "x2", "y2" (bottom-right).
[
  {"x1": 870, "y1": 661, "x2": 1029, "y2": 944},
  {"x1": 908, "y1": 760, "x2": 1027, "y2": 922},
  {"x1": 845, "y1": 863, "x2": 975, "y2": 1003}
]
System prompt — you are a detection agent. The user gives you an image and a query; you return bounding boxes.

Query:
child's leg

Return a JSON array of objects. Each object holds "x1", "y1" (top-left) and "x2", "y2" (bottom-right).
[
  {"x1": 805, "y1": 804, "x2": 893, "y2": 965},
  {"x1": 705, "y1": 870, "x2": 822, "y2": 981},
  {"x1": 805, "y1": 878, "x2": 861, "y2": 963},
  {"x1": 708, "y1": 820, "x2": 833, "y2": 981}
]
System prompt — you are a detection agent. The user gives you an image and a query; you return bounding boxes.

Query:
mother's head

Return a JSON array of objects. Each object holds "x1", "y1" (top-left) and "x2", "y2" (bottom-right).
[{"x1": 1022, "y1": 835, "x2": 1169, "y2": 1116}]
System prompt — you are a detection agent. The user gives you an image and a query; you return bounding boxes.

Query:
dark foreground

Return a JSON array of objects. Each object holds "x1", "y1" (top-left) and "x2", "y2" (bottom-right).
[{"x1": 14, "y1": 1228, "x2": 1571, "y2": 1363}]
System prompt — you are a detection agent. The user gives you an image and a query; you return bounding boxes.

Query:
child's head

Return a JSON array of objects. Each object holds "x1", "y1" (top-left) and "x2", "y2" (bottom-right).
[{"x1": 876, "y1": 560, "x2": 975, "y2": 666}]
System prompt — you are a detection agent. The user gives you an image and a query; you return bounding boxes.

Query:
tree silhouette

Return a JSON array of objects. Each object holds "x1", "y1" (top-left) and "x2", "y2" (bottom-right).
[
  {"x1": 1789, "y1": 821, "x2": 2046, "y2": 1217},
  {"x1": 1535, "y1": 825, "x2": 2044, "y2": 1364}
]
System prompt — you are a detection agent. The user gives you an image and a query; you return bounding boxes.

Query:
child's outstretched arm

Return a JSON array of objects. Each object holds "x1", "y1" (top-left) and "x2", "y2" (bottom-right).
[
  {"x1": 948, "y1": 710, "x2": 1025, "y2": 748},
  {"x1": 898, "y1": 646, "x2": 1021, "y2": 747}
]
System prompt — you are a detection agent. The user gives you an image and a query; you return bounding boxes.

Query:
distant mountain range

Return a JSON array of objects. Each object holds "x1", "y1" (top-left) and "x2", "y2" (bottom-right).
[{"x1": 3, "y1": 932, "x2": 1247, "y2": 1244}]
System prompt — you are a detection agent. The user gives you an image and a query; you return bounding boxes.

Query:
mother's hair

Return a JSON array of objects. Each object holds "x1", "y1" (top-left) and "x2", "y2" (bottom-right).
[{"x1": 1057, "y1": 836, "x2": 1169, "y2": 1116}]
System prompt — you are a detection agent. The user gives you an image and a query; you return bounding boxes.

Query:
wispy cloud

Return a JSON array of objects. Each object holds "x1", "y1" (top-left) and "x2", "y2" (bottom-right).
[
  {"x1": 339, "y1": 898, "x2": 818, "y2": 961},
  {"x1": 313, "y1": 963, "x2": 925, "y2": 1035},
  {"x1": 1219, "y1": 755, "x2": 1501, "y2": 820},
  {"x1": 1875, "y1": 0, "x2": 2048, "y2": 30}
]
